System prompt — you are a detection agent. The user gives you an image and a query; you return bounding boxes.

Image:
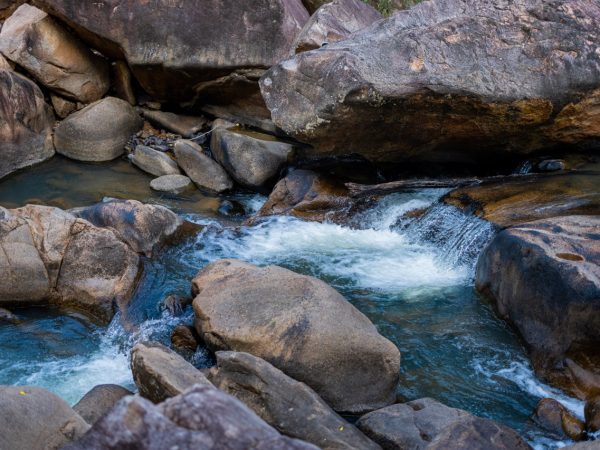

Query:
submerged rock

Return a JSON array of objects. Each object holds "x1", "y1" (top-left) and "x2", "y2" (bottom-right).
[
  {"x1": 64, "y1": 385, "x2": 319, "y2": 450},
  {"x1": 209, "y1": 351, "x2": 381, "y2": 450},
  {"x1": 0, "y1": 69, "x2": 54, "y2": 179},
  {"x1": 129, "y1": 145, "x2": 181, "y2": 177},
  {"x1": 0, "y1": 4, "x2": 109, "y2": 103},
  {"x1": 73, "y1": 384, "x2": 133, "y2": 426},
  {"x1": 150, "y1": 174, "x2": 193, "y2": 194},
  {"x1": 0, "y1": 385, "x2": 89, "y2": 450},
  {"x1": 192, "y1": 259, "x2": 401, "y2": 413},
  {"x1": 54, "y1": 97, "x2": 143, "y2": 162},
  {"x1": 173, "y1": 139, "x2": 233, "y2": 193}
]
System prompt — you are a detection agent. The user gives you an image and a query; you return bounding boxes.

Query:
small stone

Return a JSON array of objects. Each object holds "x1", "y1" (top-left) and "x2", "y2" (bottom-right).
[
  {"x1": 150, "y1": 174, "x2": 193, "y2": 193},
  {"x1": 129, "y1": 145, "x2": 181, "y2": 177}
]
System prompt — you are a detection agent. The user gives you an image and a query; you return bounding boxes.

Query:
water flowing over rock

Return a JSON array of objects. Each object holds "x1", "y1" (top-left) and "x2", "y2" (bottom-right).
[
  {"x1": 0, "y1": 68, "x2": 54, "y2": 179},
  {"x1": 476, "y1": 215, "x2": 600, "y2": 397},
  {"x1": 0, "y1": 4, "x2": 109, "y2": 103},
  {"x1": 63, "y1": 385, "x2": 319, "y2": 450},
  {"x1": 73, "y1": 384, "x2": 133, "y2": 426},
  {"x1": 260, "y1": 0, "x2": 600, "y2": 164},
  {"x1": 209, "y1": 351, "x2": 381, "y2": 450},
  {"x1": 192, "y1": 259, "x2": 401, "y2": 413}
]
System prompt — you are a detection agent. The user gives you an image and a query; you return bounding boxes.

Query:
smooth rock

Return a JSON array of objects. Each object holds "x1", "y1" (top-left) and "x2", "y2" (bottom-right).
[
  {"x1": 171, "y1": 325, "x2": 199, "y2": 352},
  {"x1": 0, "y1": 69, "x2": 54, "y2": 179},
  {"x1": 142, "y1": 109, "x2": 208, "y2": 138},
  {"x1": 0, "y1": 385, "x2": 89, "y2": 450},
  {"x1": 112, "y1": 60, "x2": 136, "y2": 105},
  {"x1": 150, "y1": 174, "x2": 193, "y2": 194},
  {"x1": 130, "y1": 145, "x2": 181, "y2": 177},
  {"x1": 131, "y1": 341, "x2": 212, "y2": 403},
  {"x1": 64, "y1": 385, "x2": 319, "y2": 450},
  {"x1": 174, "y1": 139, "x2": 233, "y2": 193},
  {"x1": 209, "y1": 351, "x2": 381, "y2": 450},
  {"x1": 192, "y1": 259, "x2": 401, "y2": 413},
  {"x1": 0, "y1": 4, "x2": 109, "y2": 102},
  {"x1": 73, "y1": 384, "x2": 133, "y2": 425},
  {"x1": 292, "y1": 0, "x2": 381, "y2": 53},
  {"x1": 533, "y1": 398, "x2": 585, "y2": 440},
  {"x1": 54, "y1": 97, "x2": 143, "y2": 162},
  {"x1": 585, "y1": 396, "x2": 600, "y2": 433}
]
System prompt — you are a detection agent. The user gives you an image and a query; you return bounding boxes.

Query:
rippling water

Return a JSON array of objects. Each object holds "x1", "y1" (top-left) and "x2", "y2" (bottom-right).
[{"x1": 0, "y1": 161, "x2": 587, "y2": 449}]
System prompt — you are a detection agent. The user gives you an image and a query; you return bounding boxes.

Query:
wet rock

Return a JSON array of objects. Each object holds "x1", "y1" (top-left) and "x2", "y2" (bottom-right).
[
  {"x1": 131, "y1": 341, "x2": 212, "y2": 403},
  {"x1": 260, "y1": 0, "x2": 600, "y2": 164},
  {"x1": 54, "y1": 97, "x2": 143, "y2": 162},
  {"x1": 142, "y1": 109, "x2": 208, "y2": 138},
  {"x1": 0, "y1": 307, "x2": 18, "y2": 324},
  {"x1": 174, "y1": 139, "x2": 233, "y2": 193},
  {"x1": 150, "y1": 174, "x2": 193, "y2": 194},
  {"x1": 112, "y1": 60, "x2": 136, "y2": 106},
  {"x1": 538, "y1": 159, "x2": 566, "y2": 172},
  {"x1": 192, "y1": 259, "x2": 400, "y2": 413},
  {"x1": 161, "y1": 294, "x2": 192, "y2": 316},
  {"x1": 71, "y1": 199, "x2": 185, "y2": 258},
  {"x1": 73, "y1": 384, "x2": 133, "y2": 426},
  {"x1": 209, "y1": 351, "x2": 381, "y2": 450},
  {"x1": 533, "y1": 398, "x2": 585, "y2": 440},
  {"x1": 171, "y1": 325, "x2": 199, "y2": 352},
  {"x1": 476, "y1": 216, "x2": 600, "y2": 393},
  {"x1": 210, "y1": 124, "x2": 294, "y2": 191},
  {"x1": 0, "y1": 69, "x2": 54, "y2": 179},
  {"x1": 129, "y1": 145, "x2": 181, "y2": 177},
  {"x1": 292, "y1": 0, "x2": 381, "y2": 53},
  {"x1": 50, "y1": 93, "x2": 80, "y2": 119},
  {"x1": 0, "y1": 204, "x2": 140, "y2": 323},
  {"x1": 37, "y1": 0, "x2": 309, "y2": 113},
  {"x1": 63, "y1": 384, "x2": 319, "y2": 450},
  {"x1": 0, "y1": 385, "x2": 89, "y2": 450},
  {"x1": 585, "y1": 396, "x2": 600, "y2": 433}
]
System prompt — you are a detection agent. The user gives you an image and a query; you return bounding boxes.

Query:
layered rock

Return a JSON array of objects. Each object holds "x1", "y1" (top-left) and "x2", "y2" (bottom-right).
[
  {"x1": 0, "y1": 4, "x2": 109, "y2": 102},
  {"x1": 192, "y1": 259, "x2": 400, "y2": 413},
  {"x1": 73, "y1": 384, "x2": 133, "y2": 425},
  {"x1": 0, "y1": 69, "x2": 54, "y2": 179},
  {"x1": 173, "y1": 139, "x2": 233, "y2": 193},
  {"x1": 260, "y1": 0, "x2": 600, "y2": 164},
  {"x1": 476, "y1": 215, "x2": 600, "y2": 396},
  {"x1": 209, "y1": 351, "x2": 381, "y2": 450}
]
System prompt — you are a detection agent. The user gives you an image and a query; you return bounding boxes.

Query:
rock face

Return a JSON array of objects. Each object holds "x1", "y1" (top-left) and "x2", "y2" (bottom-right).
[
  {"x1": 37, "y1": 0, "x2": 309, "y2": 114},
  {"x1": 210, "y1": 125, "x2": 294, "y2": 190},
  {"x1": 173, "y1": 139, "x2": 233, "y2": 193},
  {"x1": 260, "y1": 0, "x2": 600, "y2": 164},
  {"x1": 131, "y1": 342, "x2": 212, "y2": 403},
  {"x1": 71, "y1": 199, "x2": 185, "y2": 258},
  {"x1": 129, "y1": 145, "x2": 181, "y2": 177},
  {"x1": 292, "y1": 0, "x2": 381, "y2": 53},
  {"x1": 476, "y1": 215, "x2": 600, "y2": 393},
  {"x1": 0, "y1": 4, "x2": 109, "y2": 103},
  {"x1": 73, "y1": 384, "x2": 133, "y2": 425},
  {"x1": 54, "y1": 97, "x2": 143, "y2": 162},
  {"x1": 0, "y1": 69, "x2": 54, "y2": 179},
  {"x1": 64, "y1": 385, "x2": 319, "y2": 450},
  {"x1": 0, "y1": 385, "x2": 90, "y2": 450},
  {"x1": 192, "y1": 259, "x2": 400, "y2": 413},
  {"x1": 533, "y1": 398, "x2": 585, "y2": 440},
  {"x1": 209, "y1": 351, "x2": 381, "y2": 450},
  {"x1": 0, "y1": 204, "x2": 140, "y2": 323}
]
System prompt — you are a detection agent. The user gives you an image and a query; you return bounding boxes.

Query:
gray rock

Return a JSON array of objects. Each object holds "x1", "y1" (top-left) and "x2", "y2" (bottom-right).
[
  {"x1": 0, "y1": 4, "x2": 109, "y2": 102},
  {"x1": 0, "y1": 69, "x2": 54, "y2": 180},
  {"x1": 538, "y1": 159, "x2": 566, "y2": 172},
  {"x1": 0, "y1": 307, "x2": 18, "y2": 324},
  {"x1": 130, "y1": 145, "x2": 181, "y2": 177},
  {"x1": 150, "y1": 174, "x2": 193, "y2": 194},
  {"x1": 174, "y1": 139, "x2": 233, "y2": 193},
  {"x1": 0, "y1": 385, "x2": 89, "y2": 450},
  {"x1": 142, "y1": 109, "x2": 208, "y2": 138},
  {"x1": 562, "y1": 442, "x2": 600, "y2": 450},
  {"x1": 192, "y1": 259, "x2": 400, "y2": 413},
  {"x1": 54, "y1": 97, "x2": 143, "y2": 162},
  {"x1": 64, "y1": 385, "x2": 319, "y2": 450},
  {"x1": 209, "y1": 351, "x2": 381, "y2": 450},
  {"x1": 131, "y1": 341, "x2": 212, "y2": 403},
  {"x1": 73, "y1": 384, "x2": 133, "y2": 425}
]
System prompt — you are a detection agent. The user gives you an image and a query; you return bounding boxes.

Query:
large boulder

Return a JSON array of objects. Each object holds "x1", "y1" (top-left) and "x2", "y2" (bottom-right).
[
  {"x1": 37, "y1": 0, "x2": 309, "y2": 115},
  {"x1": 292, "y1": 0, "x2": 381, "y2": 53},
  {"x1": 192, "y1": 259, "x2": 401, "y2": 413},
  {"x1": 63, "y1": 385, "x2": 319, "y2": 450},
  {"x1": 209, "y1": 351, "x2": 381, "y2": 450},
  {"x1": 54, "y1": 97, "x2": 143, "y2": 162},
  {"x1": 73, "y1": 384, "x2": 133, "y2": 425},
  {"x1": 0, "y1": 4, "x2": 109, "y2": 102},
  {"x1": 260, "y1": 0, "x2": 600, "y2": 164},
  {"x1": 173, "y1": 139, "x2": 233, "y2": 194},
  {"x1": 129, "y1": 145, "x2": 181, "y2": 177},
  {"x1": 0, "y1": 204, "x2": 140, "y2": 323},
  {"x1": 532, "y1": 398, "x2": 585, "y2": 441},
  {"x1": 0, "y1": 385, "x2": 90, "y2": 450},
  {"x1": 131, "y1": 341, "x2": 212, "y2": 404},
  {"x1": 476, "y1": 215, "x2": 600, "y2": 396},
  {"x1": 0, "y1": 69, "x2": 54, "y2": 179}
]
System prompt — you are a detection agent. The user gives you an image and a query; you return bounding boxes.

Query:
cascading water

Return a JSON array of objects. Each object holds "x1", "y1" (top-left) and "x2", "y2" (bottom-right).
[{"x1": 0, "y1": 186, "x2": 585, "y2": 449}]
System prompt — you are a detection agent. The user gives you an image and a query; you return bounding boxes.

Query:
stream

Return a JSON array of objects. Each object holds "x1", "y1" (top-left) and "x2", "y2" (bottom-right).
[{"x1": 0, "y1": 157, "x2": 585, "y2": 449}]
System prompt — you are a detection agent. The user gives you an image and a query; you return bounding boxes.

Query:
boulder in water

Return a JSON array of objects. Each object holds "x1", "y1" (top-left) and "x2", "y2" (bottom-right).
[
  {"x1": 171, "y1": 325, "x2": 199, "y2": 352},
  {"x1": 129, "y1": 145, "x2": 181, "y2": 177},
  {"x1": 533, "y1": 398, "x2": 585, "y2": 441},
  {"x1": 73, "y1": 384, "x2": 133, "y2": 426},
  {"x1": 173, "y1": 139, "x2": 233, "y2": 194},
  {"x1": 150, "y1": 174, "x2": 193, "y2": 194}
]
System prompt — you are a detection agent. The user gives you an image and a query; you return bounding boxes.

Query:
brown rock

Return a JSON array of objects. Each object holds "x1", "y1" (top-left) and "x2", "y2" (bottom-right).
[
  {"x1": 585, "y1": 396, "x2": 600, "y2": 433},
  {"x1": 142, "y1": 109, "x2": 208, "y2": 138},
  {"x1": 171, "y1": 325, "x2": 199, "y2": 352},
  {"x1": 112, "y1": 60, "x2": 136, "y2": 106},
  {"x1": 50, "y1": 93, "x2": 80, "y2": 119},
  {"x1": 73, "y1": 384, "x2": 133, "y2": 425},
  {"x1": 533, "y1": 398, "x2": 585, "y2": 441}
]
